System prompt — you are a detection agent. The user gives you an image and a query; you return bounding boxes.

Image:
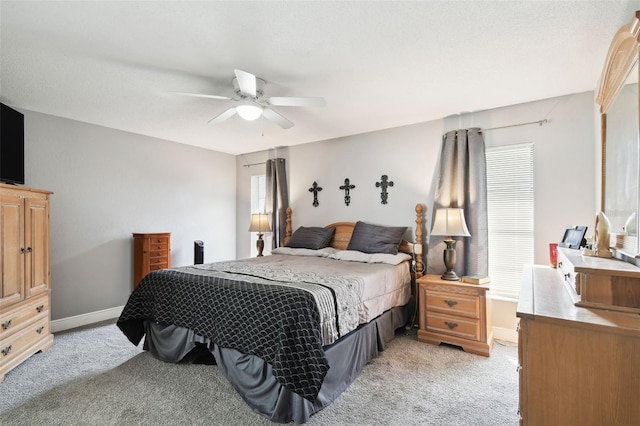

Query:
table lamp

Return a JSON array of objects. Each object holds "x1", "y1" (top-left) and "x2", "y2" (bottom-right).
[
  {"x1": 249, "y1": 213, "x2": 272, "y2": 257},
  {"x1": 431, "y1": 208, "x2": 471, "y2": 281}
]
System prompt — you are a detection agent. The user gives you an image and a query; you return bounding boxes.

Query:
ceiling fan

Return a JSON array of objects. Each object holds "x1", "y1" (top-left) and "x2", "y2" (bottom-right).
[{"x1": 171, "y1": 69, "x2": 325, "y2": 129}]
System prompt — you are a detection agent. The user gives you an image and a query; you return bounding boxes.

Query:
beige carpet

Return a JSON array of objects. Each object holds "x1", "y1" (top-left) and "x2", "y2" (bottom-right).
[{"x1": 0, "y1": 321, "x2": 519, "y2": 425}]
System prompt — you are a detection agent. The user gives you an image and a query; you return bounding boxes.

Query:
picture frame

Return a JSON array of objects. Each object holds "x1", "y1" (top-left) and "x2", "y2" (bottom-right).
[{"x1": 559, "y1": 225, "x2": 588, "y2": 249}]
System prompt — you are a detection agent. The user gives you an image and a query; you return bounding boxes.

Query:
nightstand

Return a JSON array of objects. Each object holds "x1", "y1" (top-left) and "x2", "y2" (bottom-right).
[{"x1": 417, "y1": 274, "x2": 493, "y2": 356}]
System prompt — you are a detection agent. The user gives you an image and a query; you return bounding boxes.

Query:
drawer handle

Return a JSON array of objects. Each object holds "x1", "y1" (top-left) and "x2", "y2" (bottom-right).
[
  {"x1": 36, "y1": 305, "x2": 44, "y2": 313},
  {"x1": 1, "y1": 319, "x2": 11, "y2": 330},
  {"x1": 1, "y1": 345, "x2": 11, "y2": 356},
  {"x1": 444, "y1": 300, "x2": 458, "y2": 307},
  {"x1": 444, "y1": 321, "x2": 458, "y2": 329},
  {"x1": 36, "y1": 326, "x2": 44, "y2": 334}
]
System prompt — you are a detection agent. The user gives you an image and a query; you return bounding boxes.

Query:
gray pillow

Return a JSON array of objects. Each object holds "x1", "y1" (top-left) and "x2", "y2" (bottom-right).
[
  {"x1": 347, "y1": 221, "x2": 407, "y2": 254},
  {"x1": 285, "y1": 226, "x2": 335, "y2": 250}
]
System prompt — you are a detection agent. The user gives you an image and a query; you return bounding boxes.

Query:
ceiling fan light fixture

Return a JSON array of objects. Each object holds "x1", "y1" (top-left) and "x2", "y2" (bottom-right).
[{"x1": 236, "y1": 104, "x2": 263, "y2": 121}]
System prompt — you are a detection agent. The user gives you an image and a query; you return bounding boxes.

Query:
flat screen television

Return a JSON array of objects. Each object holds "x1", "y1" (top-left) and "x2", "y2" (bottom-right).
[{"x1": 0, "y1": 103, "x2": 25, "y2": 185}]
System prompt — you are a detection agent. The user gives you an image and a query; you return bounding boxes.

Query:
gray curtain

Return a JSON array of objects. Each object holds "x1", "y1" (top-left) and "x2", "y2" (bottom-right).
[
  {"x1": 265, "y1": 158, "x2": 289, "y2": 248},
  {"x1": 427, "y1": 128, "x2": 488, "y2": 277}
]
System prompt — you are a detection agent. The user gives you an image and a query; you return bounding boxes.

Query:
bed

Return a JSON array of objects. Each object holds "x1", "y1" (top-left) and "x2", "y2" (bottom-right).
[{"x1": 117, "y1": 204, "x2": 425, "y2": 424}]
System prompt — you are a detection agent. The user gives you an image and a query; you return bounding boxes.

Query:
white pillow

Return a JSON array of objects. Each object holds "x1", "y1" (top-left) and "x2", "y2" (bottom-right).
[
  {"x1": 330, "y1": 250, "x2": 411, "y2": 265},
  {"x1": 271, "y1": 247, "x2": 337, "y2": 257}
]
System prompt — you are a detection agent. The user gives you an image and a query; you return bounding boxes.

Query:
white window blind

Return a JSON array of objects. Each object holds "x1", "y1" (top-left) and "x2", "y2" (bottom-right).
[
  {"x1": 250, "y1": 175, "x2": 266, "y2": 214},
  {"x1": 486, "y1": 143, "x2": 534, "y2": 297}
]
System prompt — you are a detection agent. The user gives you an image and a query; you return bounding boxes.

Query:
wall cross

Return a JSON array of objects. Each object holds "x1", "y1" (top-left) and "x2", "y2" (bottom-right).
[
  {"x1": 308, "y1": 181, "x2": 323, "y2": 207},
  {"x1": 375, "y1": 174, "x2": 394, "y2": 205},
  {"x1": 340, "y1": 178, "x2": 356, "y2": 206}
]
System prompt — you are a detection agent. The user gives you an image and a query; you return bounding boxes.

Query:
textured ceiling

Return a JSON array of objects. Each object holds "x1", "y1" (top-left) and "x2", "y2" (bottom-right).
[{"x1": 1, "y1": 1, "x2": 639, "y2": 155}]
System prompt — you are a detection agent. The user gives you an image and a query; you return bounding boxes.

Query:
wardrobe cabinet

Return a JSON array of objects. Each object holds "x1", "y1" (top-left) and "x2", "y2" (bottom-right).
[
  {"x1": 0, "y1": 184, "x2": 53, "y2": 382},
  {"x1": 132, "y1": 233, "x2": 170, "y2": 289}
]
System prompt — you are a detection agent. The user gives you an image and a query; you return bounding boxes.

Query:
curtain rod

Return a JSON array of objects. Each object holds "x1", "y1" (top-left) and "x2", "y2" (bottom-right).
[
  {"x1": 243, "y1": 161, "x2": 266, "y2": 168},
  {"x1": 482, "y1": 119, "x2": 547, "y2": 132}
]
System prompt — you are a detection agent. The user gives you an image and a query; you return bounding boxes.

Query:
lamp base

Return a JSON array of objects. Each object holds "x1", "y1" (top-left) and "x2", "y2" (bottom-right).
[
  {"x1": 441, "y1": 270, "x2": 460, "y2": 281},
  {"x1": 441, "y1": 238, "x2": 460, "y2": 281},
  {"x1": 256, "y1": 233, "x2": 265, "y2": 257}
]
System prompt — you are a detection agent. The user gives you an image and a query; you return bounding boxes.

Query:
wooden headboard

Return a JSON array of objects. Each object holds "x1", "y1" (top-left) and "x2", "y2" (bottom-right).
[{"x1": 284, "y1": 203, "x2": 425, "y2": 277}]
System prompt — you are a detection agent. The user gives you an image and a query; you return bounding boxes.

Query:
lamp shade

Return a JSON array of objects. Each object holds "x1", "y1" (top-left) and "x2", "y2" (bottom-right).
[
  {"x1": 249, "y1": 213, "x2": 272, "y2": 233},
  {"x1": 431, "y1": 208, "x2": 471, "y2": 237},
  {"x1": 236, "y1": 104, "x2": 263, "y2": 121}
]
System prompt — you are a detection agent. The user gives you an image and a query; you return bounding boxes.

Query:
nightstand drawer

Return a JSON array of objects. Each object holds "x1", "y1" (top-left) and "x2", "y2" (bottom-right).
[
  {"x1": 426, "y1": 312, "x2": 481, "y2": 341},
  {"x1": 426, "y1": 291, "x2": 479, "y2": 319}
]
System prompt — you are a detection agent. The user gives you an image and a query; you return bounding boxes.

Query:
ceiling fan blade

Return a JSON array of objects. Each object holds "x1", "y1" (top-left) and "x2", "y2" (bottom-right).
[
  {"x1": 168, "y1": 91, "x2": 231, "y2": 100},
  {"x1": 234, "y1": 69, "x2": 257, "y2": 97},
  {"x1": 208, "y1": 107, "x2": 237, "y2": 124},
  {"x1": 262, "y1": 107, "x2": 294, "y2": 129},
  {"x1": 268, "y1": 97, "x2": 326, "y2": 107}
]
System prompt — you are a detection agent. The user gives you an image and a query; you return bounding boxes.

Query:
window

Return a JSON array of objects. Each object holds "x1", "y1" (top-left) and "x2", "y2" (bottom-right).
[
  {"x1": 486, "y1": 143, "x2": 534, "y2": 297},
  {"x1": 251, "y1": 175, "x2": 266, "y2": 214}
]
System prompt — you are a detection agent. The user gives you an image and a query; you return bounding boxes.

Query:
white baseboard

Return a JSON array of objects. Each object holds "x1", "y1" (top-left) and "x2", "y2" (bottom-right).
[
  {"x1": 492, "y1": 326, "x2": 518, "y2": 343},
  {"x1": 51, "y1": 305, "x2": 124, "y2": 333}
]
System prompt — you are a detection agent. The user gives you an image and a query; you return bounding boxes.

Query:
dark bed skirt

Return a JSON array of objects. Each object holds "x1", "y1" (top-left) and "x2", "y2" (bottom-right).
[{"x1": 143, "y1": 305, "x2": 408, "y2": 424}]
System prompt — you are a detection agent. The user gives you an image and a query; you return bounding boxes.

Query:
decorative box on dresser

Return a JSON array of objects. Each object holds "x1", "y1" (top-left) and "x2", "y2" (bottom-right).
[
  {"x1": 0, "y1": 183, "x2": 53, "y2": 382},
  {"x1": 516, "y1": 247, "x2": 640, "y2": 425},
  {"x1": 417, "y1": 274, "x2": 493, "y2": 356},
  {"x1": 132, "y1": 233, "x2": 170, "y2": 289}
]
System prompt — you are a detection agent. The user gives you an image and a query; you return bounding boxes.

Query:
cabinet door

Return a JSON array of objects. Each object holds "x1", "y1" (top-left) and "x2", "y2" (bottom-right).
[
  {"x1": 0, "y1": 194, "x2": 25, "y2": 309},
  {"x1": 24, "y1": 197, "x2": 49, "y2": 299}
]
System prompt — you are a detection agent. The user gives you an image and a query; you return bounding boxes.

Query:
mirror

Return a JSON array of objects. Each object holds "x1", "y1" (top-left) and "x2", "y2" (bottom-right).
[
  {"x1": 597, "y1": 11, "x2": 640, "y2": 257},
  {"x1": 605, "y1": 61, "x2": 638, "y2": 238}
]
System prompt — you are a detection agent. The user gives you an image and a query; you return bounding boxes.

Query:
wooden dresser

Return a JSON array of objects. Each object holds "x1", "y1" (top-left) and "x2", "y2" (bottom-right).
[
  {"x1": 0, "y1": 184, "x2": 53, "y2": 382},
  {"x1": 132, "y1": 232, "x2": 170, "y2": 289},
  {"x1": 417, "y1": 274, "x2": 493, "y2": 356},
  {"x1": 517, "y1": 254, "x2": 640, "y2": 425}
]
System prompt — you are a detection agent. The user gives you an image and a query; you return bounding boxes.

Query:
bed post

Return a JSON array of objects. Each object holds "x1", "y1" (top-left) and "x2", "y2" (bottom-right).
[
  {"x1": 415, "y1": 203, "x2": 425, "y2": 279},
  {"x1": 284, "y1": 207, "x2": 293, "y2": 245}
]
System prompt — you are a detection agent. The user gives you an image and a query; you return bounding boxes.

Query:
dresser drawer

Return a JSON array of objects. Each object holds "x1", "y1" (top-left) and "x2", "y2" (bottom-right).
[
  {"x1": 0, "y1": 317, "x2": 49, "y2": 366},
  {"x1": 149, "y1": 250, "x2": 168, "y2": 259},
  {"x1": 149, "y1": 264, "x2": 167, "y2": 272},
  {"x1": 557, "y1": 249, "x2": 581, "y2": 295},
  {"x1": 150, "y1": 243, "x2": 168, "y2": 252},
  {"x1": 425, "y1": 291, "x2": 479, "y2": 319},
  {"x1": 426, "y1": 312, "x2": 481, "y2": 341},
  {"x1": 0, "y1": 293, "x2": 49, "y2": 340},
  {"x1": 150, "y1": 237, "x2": 168, "y2": 245}
]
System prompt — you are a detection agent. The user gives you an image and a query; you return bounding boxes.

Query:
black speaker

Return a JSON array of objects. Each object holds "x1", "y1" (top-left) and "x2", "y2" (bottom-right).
[{"x1": 194, "y1": 240, "x2": 204, "y2": 264}]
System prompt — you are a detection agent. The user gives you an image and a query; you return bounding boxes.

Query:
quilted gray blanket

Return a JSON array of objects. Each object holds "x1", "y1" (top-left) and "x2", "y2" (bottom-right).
[{"x1": 117, "y1": 267, "x2": 338, "y2": 401}]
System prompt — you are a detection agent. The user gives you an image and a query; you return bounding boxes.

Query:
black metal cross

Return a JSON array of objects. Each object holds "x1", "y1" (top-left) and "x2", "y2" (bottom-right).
[
  {"x1": 375, "y1": 174, "x2": 394, "y2": 205},
  {"x1": 340, "y1": 178, "x2": 356, "y2": 206},
  {"x1": 308, "y1": 181, "x2": 323, "y2": 207}
]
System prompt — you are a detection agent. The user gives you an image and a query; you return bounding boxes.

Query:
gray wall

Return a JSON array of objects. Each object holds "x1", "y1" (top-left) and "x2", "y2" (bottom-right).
[{"x1": 23, "y1": 110, "x2": 236, "y2": 320}]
